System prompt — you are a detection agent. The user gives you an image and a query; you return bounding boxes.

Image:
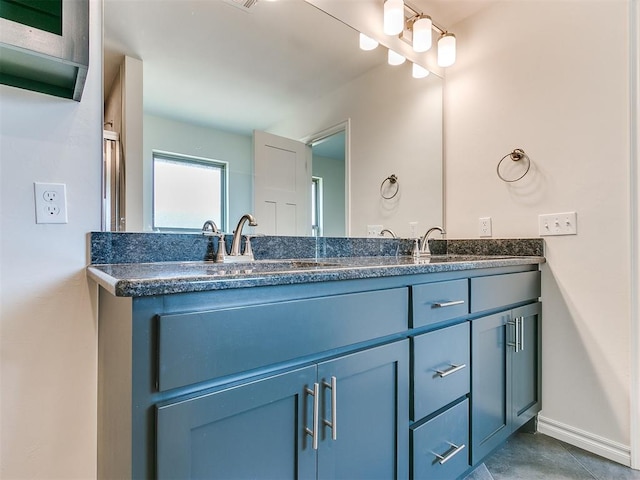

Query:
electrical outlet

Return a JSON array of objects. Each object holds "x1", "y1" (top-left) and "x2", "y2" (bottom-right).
[
  {"x1": 34, "y1": 182, "x2": 68, "y2": 224},
  {"x1": 538, "y1": 211, "x2": 577, "y2": 236},
  {"x1": 479, "y1": 217, "x2": 492, "y2": 237},
  {"x1": 409, "y1": 221, "x2": 418, "y2": 238},
  {"x1": 367, "y1": 224, "x2": 383, "y2": 237}
]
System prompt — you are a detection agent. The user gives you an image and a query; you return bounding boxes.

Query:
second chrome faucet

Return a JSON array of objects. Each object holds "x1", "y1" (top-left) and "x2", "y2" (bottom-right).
[{"x1": 202, "y1": 214, "x2": 258, "y2": 263}]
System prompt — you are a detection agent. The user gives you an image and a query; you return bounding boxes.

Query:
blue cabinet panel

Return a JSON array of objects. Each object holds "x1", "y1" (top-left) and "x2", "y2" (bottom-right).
[
  {"x1": 411, "y1": 279, "x2": 469, "y2": 327},
  {"x1": 317, "y1": 340, "x2": 409, "y2": 480},
  {"x1": 412, "y1": 322, "x2": 470, "y2": 420},
  {"x1": 511, "y1": 302, "x2": 542, "y2": 430},
  {"x1": 156, "y1": 365, "x2": 317, "y2": 479},
  {"x1": 158, "y1": 288, "x2": 408, "y2": 390},
  {"x1": 411, "y1": 399, "x2": 469, "y2": 480},
  {"x1": 470, "y1": 271, "x2": 540, "y2": 313},
  {"x1": 471, "y1": 311, "x2": 511, "y2": 464}
]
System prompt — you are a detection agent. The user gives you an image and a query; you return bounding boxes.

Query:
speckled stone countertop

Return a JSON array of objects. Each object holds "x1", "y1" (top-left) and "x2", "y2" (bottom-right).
[{"x1": 88, "y1": 253, "x2": 545, "y2": 297}]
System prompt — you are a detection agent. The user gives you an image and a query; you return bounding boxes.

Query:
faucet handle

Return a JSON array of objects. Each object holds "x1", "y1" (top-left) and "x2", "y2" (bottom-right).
[
  {"x1": 243, "y1": 235, "x2": 255, "y2": 260},
  {"x1": 215, "y1": 233, "x2": 228, "y2": 263}
]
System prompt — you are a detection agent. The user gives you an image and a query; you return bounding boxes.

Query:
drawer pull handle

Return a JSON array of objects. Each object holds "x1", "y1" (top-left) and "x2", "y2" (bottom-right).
[
  {"x1": 508, "y1": 317, "x2": 521, "y2": 352},
  {"x1": 433, "y1": 442, "x2": 466, "y2": 465},
  {"x1": 433, "y1": 300, "x2": 465, "y2": 308},
  {"x1": 305, "y1": 383, "x2": 320, "y2": 450},
  {"x1": 322, "y1": 376, "x2": 338, "y2": 441},
  {"x1": 435, "y1": 363, "x2": 467, "y2": 378}
]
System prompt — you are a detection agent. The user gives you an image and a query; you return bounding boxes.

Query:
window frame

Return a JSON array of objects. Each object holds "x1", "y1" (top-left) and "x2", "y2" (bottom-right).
[{"x1": 152, "y1": 150, "x2": 229, "y2": 233}]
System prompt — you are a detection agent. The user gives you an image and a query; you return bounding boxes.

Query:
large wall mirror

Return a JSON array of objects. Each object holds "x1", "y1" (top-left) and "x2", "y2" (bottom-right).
[{"x1": 103, "y1": 0, "x2": 443, "y2": 238}]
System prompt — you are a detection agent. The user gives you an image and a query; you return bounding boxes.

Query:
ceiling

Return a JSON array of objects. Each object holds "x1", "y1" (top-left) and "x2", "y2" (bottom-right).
[{"x1": 103, "y1": 0, "x2": 495, "y2": 135}]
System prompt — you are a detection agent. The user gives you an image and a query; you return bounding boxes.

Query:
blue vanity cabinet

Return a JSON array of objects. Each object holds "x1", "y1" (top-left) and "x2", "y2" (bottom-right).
[
  {"x1": 157, "y1": 366, "x2": 318, "y2": 479},
  {"x1": 470, "y1": 301, "x2": 542, "y2": 464},
  {"x1": 156, "y1": 340, "x2": 409, "y2": 480}
]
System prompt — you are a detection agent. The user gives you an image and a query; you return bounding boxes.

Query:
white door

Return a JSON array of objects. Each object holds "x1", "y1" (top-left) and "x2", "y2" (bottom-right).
[{"x1": 253, "y1": 130, "x2": 311, "y2": 236}]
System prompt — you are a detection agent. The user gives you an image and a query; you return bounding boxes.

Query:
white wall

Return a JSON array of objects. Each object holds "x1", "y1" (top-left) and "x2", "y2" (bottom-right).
[
  {"x1": 0, "y1": 1, "x2": 102, "y2": 477},
  {"x1": 270, "y1": 62, "x2": 443, "y2": 238},
  {"x1": 143, "y1": 114, "x2": 253, "y2": 232},
  {"x1": 445, "y1": 0, "x2": 633, "y2": 464}
]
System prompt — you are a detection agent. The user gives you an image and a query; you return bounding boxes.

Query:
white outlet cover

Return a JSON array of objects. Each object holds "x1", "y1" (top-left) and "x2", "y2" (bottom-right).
[
  {"x1": 34, "y1": 182, "x2": 68, "y2": 224},
  {"x1": 479, "y1": 217, "x2": 492, "y2": 237}
]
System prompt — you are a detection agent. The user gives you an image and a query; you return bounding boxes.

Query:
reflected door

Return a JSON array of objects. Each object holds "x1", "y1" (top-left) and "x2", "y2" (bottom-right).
[{"x1": 254, "y1": 130, "x2": 311, "y2": 236}]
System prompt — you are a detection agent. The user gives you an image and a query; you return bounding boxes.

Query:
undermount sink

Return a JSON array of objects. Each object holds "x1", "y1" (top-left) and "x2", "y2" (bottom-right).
[{"x1": 203, "y1": 260, "x2": 341, "y2": 276}]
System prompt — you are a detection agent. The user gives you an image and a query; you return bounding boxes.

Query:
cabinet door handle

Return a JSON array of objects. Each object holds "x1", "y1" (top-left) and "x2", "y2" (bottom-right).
[
  {"x1": 435, "y1": 363, "x2": 467, "y2": 378},
  {"x1": 519, "y1": 316, "x2": 525, "y2": 351},
  {"x1": 507, "y1": 318, "x2": 520, "y2": 352},
  {"x1": 433, "y1": 442, "x2": 466, "y2": 465},
  {"x1": 433, "y1": 300, "x2": 465, "y2": 308},
  {"x1": 305, "y1": 383, "x2": 320, "y2": 450},
  {"x1": 322, "y1": 376, "x2": 337, "y2": 441}
]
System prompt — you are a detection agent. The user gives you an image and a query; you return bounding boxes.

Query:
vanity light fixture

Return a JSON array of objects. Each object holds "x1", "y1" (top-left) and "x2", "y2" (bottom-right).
[
  {"x1": 388, "y1": 49, "x2": 406, "y2": 66},
  {"x1": 383, "y1": 0, "x2": 405, "y2": 35},
  {"x1": 412, "y1": 63, "x2": 430, "y2": 79},
  {"x1": 411, "y1": 15, "x2": 432, "y2": 53},
  {"x1": 437, "y1": 32, "x2": 456, "y2": 67},
  {"x1": 359, "y1": 33, "x2": 379, "y2": 51},
  {"x1": 382, "y1": 1, "x2": 457, "y2": 67}
]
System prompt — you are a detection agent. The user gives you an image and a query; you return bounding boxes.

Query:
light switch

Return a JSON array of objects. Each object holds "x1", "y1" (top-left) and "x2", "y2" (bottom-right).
[{"x1": 538, "y1": 212, "x2": 577, "y2": 236}]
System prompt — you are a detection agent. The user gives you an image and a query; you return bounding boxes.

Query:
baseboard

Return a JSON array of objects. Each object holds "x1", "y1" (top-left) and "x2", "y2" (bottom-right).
[{"x1": 538, "y1": 415, "x2": 632, "y2": 467}]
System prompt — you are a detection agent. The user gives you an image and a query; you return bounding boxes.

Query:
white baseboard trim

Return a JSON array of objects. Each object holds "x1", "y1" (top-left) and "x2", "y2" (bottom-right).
[{"x1": 537, "y1": 415, "x2": 632, "y2": 467}]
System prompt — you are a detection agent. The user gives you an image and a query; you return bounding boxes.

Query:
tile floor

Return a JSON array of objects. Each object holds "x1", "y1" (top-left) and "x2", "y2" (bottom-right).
[{"x1": 464, "y1": 433, "x2": 640, "y2": 480}]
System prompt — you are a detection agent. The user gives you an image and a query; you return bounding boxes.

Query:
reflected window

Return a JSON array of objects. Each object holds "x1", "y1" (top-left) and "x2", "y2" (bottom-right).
[
  {"x1": 153, "y1": 152, "x2": 227, "y2": 231},
  {"x1": 311, "y1": 176, "x2": 323, "y2": 237}
]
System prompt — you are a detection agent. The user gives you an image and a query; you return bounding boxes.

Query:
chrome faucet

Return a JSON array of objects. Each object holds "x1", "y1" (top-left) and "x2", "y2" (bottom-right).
[
  {"x1": 379, "y1": 228, "x2": 397, "y2": 238},
  {"x1": 228, "y1": 213, "x2": 258, "y2": 261},
  {"x1": 201, "y1": 220, "x2": 219, "y2": 235},
  {"x1": 420, "y1": 226, "x2": 446, "y2": 256}
]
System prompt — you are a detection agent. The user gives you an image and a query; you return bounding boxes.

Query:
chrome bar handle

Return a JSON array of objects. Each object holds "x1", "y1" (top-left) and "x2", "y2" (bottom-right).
[
  {"x1": 433, "y1": 300, "x2": 465, "y2": 308},
  {"x1": 507, "y1": 318, "x2": 520, "y2": 353},
  {"x1": 520, "y1": 316, "x2": 525, "y2": 351},
  {"x1": 305, "y1": 383, "x2": 320, "y2": 450},
  {"x1": 433, "y1": 442, "x2": 466, "y2": 465},
  {"x1": 322, "y1": 376, "x2": 337, "y2": 441},
  {"x1": 435, "y1": 363, "x2": 467, "y2": 378}
]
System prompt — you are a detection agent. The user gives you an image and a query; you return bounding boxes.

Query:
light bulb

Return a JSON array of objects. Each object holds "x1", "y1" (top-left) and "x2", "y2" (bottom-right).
[
  {"x1": 412, "y1": 16, "x2": 432, "y2": 53},
  {"x1": 412, "y1": 63, "x2": 430, "y2": 78},
  {"x1": 437, "y1": 32, "x2": 456, "y2": 67},
  {"x1": 359, "y1": 33, "x2": 379, "y2": 51},
  {"x1": 388, "y1": 49, "x2": 406, "y2": 66},
  {"x1": 383, "y1": 0, "x2": 405, "y2": 36}
]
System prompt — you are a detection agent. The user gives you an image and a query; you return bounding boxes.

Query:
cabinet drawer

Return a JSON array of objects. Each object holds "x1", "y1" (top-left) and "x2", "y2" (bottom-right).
[
  {"x1": 470, "y1": 271, "x2": 541, "y2": 313},
  {"x1": 411, "y1": 399, "x2": 469, "y2": 480},
  {"x1": 411, "y1": 279, "x2": 468, "y2": 328},
  {"x1": 157, "y1": 288, "x2": 408, "y2": 391},
  {"x1": 412, "y1": 322, "x2": 470, "y2": 420}
]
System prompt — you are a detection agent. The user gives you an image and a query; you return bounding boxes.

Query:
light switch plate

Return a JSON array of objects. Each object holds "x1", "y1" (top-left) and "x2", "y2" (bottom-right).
[
  {"x1": 34, "y1": 182, "x2": 68, "y2": 224},
  {"x1": 367, "y1": 224, "x2": 383, "y2": 237},
  {"x1": 538, "y1": 211, "x2": 577, "y2": 236}
]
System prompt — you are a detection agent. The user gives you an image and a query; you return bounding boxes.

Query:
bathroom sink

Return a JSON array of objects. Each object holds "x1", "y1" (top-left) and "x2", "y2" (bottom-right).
[{"x1": 203, "y1": 259, "x2": 342, "y2": 276}]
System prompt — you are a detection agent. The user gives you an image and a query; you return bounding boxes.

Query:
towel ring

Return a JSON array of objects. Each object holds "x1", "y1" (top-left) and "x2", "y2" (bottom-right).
[
  {"x1": 497, "y1": 148, "x2": 531, "y2": 182},
  {"x1": 380, "y1": 174, "x2": 399, "y2": 199}
]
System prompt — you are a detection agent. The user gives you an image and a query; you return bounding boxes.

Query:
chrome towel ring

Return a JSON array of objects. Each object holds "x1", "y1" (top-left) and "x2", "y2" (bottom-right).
[
  {"x1": 497, "y1": 148, "x2": 531, "y2": 182},
  {"x1": 380, "y1": 174, "x2": 399, "y2": 199}
]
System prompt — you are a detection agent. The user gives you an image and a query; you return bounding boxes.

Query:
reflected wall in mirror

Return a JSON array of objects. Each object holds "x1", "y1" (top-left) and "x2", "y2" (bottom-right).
[{"x1": 103, "y1": 0, "x2": 443, "y2": 238}]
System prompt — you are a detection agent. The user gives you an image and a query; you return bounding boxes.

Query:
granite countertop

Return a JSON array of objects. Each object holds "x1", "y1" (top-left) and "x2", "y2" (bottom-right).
[{"x1": 87, "y1": 254, "x2": 545, "y2": 297}]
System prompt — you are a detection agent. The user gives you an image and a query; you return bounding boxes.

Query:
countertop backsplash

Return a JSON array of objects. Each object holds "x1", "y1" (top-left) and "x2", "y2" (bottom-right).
[{"x1": 90, "y1": 232, "x2": 543, "y2": 265}]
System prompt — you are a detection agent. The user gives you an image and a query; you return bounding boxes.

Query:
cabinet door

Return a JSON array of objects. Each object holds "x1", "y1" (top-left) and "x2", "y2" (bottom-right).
[
  {"x1": 156, "y1": 366, "x2": 317, "y2": 480},
  {"x1": 316, "y1": 340, "x2": 409, "y2": 480},
  {"x1": 511, "y1": 302, "x2": 542, "y2": 430},
  {"x1": 471, "y1": 311, "x2": 511, "y2": 465}
]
